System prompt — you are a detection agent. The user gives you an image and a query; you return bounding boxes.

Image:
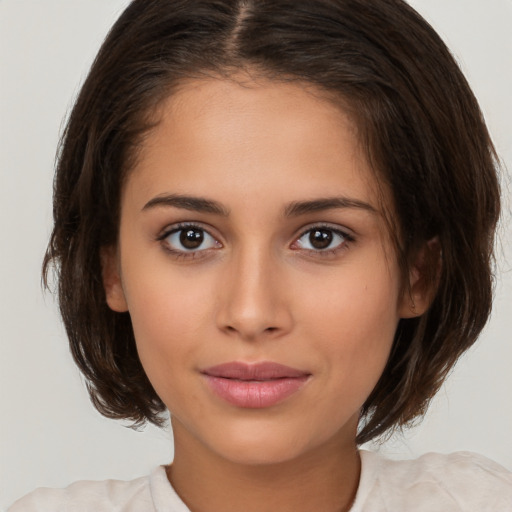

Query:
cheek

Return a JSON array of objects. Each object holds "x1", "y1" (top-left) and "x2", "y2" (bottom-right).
[
  {"x1": 299, "y1": 256, "x2": 400, "y2": 383},
  {"x1": 301, "y1": 259, "x2": 400, "y2": 336},
  {"x1": 120, "y1": 259, "x2": 216, "y2": 380}
]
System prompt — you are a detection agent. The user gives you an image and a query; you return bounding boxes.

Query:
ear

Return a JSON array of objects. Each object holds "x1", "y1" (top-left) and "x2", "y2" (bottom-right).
[
  {"x1": 398, "y1": 237, "x2": 442, "y2": 319},
  {"x1": 100, "y1": 245, "x2": 128, "y2": 313}
]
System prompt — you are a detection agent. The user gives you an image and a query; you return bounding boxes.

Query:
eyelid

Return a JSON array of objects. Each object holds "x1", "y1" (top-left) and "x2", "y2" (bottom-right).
[
  {"x1": 155, "y1": 221, "x2": 354, "y2": 260},
  {"x1": 291, "y1": 223, "x2": 355, "y2": 255},
  {"x1": 294, "y1": 222, "x2": 354, "y2": 241},
  {"x1": 156, "y1": 221, "x2": 220, "y2": 240},
  {"x1": 156, "y1": 222, "x2": 222, "y2": 258}
]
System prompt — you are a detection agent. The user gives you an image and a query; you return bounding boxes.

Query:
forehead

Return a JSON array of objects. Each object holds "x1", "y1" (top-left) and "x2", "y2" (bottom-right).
[{"x1": 126, "y1": 74, "x2": 385, "y2": 215}]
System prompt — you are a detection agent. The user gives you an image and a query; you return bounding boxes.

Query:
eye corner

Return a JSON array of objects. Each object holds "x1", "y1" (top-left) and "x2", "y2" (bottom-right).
[
  {"x1": 157, "y1": 222, "x2": 223, "y2": 260},
  {"x1": 291, "y1": 223, "x2": 355, "y2": 258}
]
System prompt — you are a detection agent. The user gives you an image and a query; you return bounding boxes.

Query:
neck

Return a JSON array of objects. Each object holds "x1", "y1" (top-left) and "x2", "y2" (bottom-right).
[{"x1": 167, "y1": 424, "x2": 361, "y2": 512}]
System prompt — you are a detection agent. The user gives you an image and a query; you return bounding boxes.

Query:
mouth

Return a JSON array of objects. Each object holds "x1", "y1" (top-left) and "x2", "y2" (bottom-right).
[{"x1": 201, "y1": 362, "x2": 311, "y2": 408}]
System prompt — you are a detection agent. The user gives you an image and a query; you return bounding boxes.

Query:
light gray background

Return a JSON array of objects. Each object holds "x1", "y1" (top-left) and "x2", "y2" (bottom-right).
[{"x1": 1, "y1": 0, "x2": 511, "y2": 509}]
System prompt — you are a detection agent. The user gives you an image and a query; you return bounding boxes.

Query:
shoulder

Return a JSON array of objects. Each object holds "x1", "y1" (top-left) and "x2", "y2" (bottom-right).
[
  {"x1": 354, "y1": 450, "x2": 512, "y2": 512},
  {"x1": 7, "y1": 468, "x2": 161, "y2": 512}
]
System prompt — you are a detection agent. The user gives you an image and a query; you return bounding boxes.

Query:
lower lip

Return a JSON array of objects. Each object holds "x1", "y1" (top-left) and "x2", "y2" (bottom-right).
[{"x1": 203, "y1": 375, "x2": 309, "y2": 408}]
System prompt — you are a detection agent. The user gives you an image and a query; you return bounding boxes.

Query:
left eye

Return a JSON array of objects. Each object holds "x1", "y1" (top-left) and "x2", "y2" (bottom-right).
[
  {"x1": 163, "y1": 226, "x2": 219, "y2": 252},
  {"x1": 295, "y1": 227, "x2": 348, "y2": 251}
]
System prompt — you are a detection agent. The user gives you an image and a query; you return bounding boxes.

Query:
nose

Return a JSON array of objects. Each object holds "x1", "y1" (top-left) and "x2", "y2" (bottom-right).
[{"x1": 215, "y1": 245, "x2": 293, "y2": 341}]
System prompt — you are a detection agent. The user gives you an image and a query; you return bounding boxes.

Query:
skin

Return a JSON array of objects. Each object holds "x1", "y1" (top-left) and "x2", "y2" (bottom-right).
[{"x1": 103, "y1": 73, "x2": 428, "y2": 512}]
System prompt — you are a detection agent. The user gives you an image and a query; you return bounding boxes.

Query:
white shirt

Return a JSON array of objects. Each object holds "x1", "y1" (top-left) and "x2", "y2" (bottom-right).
[{"x1": 8, "y1": 450, "x2": 512, "y2": 511}]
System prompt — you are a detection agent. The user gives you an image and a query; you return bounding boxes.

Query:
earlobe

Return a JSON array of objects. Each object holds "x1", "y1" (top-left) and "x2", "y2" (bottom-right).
[
  {"x1": 399, "y1": 237, "x2": 442, "y2": 319},
  {"x1": 100, "y1": 246, "x2": 128, "y2": 313}
]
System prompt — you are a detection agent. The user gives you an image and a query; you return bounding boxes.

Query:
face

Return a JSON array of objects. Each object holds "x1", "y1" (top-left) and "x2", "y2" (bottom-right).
[{"x1": 104, "y1": 74, "x2": 421, "y2": 466}]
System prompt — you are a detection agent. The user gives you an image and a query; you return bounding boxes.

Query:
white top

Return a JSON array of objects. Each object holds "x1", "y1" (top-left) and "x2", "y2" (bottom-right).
[{"x1": 8, "y1": 450, "x2": 512, "y2": 511}]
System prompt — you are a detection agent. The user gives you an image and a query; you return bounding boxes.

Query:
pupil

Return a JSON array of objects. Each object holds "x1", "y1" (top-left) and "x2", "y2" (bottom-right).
[
  {"x1": 180, "y1": 229, "x2": 204, "y2": 249},
  {"x1": 310, "y1": 229, "x2": 332, "y2": 249}
]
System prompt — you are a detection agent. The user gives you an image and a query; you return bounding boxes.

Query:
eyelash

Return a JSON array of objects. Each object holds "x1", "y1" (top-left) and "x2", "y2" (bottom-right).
[
  {"x1": 156, "y1": 222, "x2": 219, "y2": 260},
  {"x1": 293, "y1": 224, "x2": 354, "y2": 258},
  {"x1": 156, "y1": 222, "x2": 354, "y2": 261}
]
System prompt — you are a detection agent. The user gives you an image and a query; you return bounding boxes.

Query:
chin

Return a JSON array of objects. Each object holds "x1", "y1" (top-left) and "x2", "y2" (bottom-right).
[
  {"x1": 214, "y1": 436, "x2": 310, "y2": 467},
  {"x1": 200, "y1": 416, "x2": 346, "y2": 467}
]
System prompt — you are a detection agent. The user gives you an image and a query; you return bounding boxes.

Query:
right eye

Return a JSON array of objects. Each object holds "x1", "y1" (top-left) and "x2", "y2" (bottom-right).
[{"x1": 159, "y1": 223, "x2": 221, "y2": 256}]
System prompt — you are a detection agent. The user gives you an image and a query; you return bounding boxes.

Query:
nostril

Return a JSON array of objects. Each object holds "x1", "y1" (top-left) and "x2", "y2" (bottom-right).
[{"x1": 223, "y1": 324, "x2": 280, "y2": 337}]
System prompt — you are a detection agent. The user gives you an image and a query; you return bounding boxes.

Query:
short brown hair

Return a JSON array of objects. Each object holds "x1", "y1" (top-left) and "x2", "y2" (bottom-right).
[{"x1": 43, "y1": 0, "x2": 500, "y2": 444}]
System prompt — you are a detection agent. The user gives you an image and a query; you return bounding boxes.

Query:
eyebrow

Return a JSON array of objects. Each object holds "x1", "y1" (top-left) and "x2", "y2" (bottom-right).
[
  {"x1": 283, "y1": 197, "x2": 377, "y2": 217},
  {"x1": 142, "y1": 194, "x2": 230, "y2": 216},
  {"x1": 142, "y1": 193, "x2": 377, "y2": 217}
]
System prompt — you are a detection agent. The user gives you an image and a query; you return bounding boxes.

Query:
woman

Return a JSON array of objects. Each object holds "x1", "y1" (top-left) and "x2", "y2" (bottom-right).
[{"x1": 7, "y1": 0, "x2": 512, "y2": 510}]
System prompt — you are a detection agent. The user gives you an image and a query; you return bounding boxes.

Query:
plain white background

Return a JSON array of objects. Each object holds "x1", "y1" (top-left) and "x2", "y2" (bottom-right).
[{"x1": 1, "y1": 0, "x2": 511, "y2": 509}]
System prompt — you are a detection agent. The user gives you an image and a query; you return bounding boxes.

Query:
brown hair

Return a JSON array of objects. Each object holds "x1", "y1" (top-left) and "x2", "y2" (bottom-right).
[{"x1": 43, "y1": 0, "x2": 500, "y2": 444}]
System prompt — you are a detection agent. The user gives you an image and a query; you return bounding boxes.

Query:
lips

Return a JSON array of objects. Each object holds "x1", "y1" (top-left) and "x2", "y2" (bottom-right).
[{"x1": 201, "y1": 362, "x2": 311, "y2": 408}]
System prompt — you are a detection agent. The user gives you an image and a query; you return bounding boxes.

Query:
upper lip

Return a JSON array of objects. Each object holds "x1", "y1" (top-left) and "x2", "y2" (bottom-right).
[{"x1": 201, "y1": 362, "x2": 310, "y2": 381}]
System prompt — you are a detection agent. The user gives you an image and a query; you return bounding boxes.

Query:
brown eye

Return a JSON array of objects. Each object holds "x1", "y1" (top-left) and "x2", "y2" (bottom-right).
[
  {"x1": 294, "y1": 226, "x2": 350, "y2": 253},
  {"x1": 309, "y1": 229, "x2": 333, "y2": 249},
  {"x1": 180, "y1": 228, "x2": 204, "y2": 249},
  {"x1": 162, "y1": 225, "x2": 220, "y2": 253}
]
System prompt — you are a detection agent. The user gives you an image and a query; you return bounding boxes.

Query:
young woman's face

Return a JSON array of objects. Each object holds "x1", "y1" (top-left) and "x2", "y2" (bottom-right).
[{"x1": 105, "y1": 75, "x2": 415, "y2": 465}]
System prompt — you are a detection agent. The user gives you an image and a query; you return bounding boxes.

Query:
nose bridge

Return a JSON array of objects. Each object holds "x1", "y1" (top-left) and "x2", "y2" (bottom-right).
[{"x1": 217, "y1": 241, "x2": 291, "y2": 340}]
